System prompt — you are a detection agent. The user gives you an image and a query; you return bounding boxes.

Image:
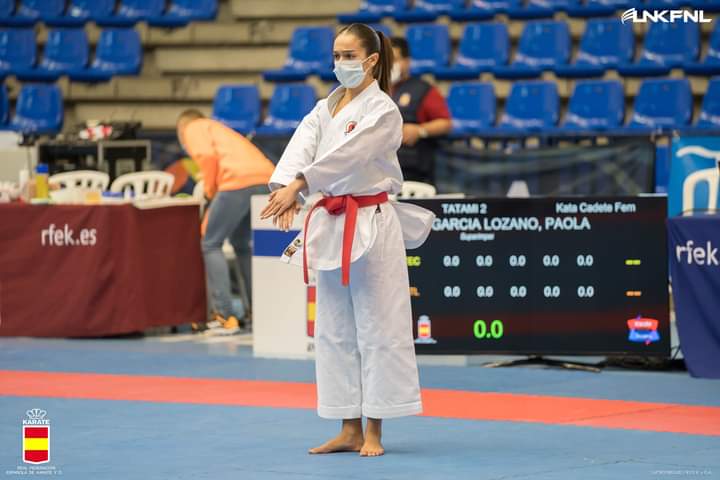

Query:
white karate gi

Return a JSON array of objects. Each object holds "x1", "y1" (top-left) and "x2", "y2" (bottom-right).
[{"x1": 269, "y1": 80, "x2": 434, "y2": 419}]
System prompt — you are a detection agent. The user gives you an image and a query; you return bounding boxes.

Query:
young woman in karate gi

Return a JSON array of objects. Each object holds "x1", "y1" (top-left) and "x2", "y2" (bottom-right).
[{"x1": 260, "y1": 23, "x2": 434, "y2": 457}]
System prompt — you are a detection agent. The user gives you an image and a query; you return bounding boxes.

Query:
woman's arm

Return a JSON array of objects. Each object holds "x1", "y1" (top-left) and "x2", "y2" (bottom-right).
[{"x1": 260, "y1": 177, "x2": 306, "y2": 223}]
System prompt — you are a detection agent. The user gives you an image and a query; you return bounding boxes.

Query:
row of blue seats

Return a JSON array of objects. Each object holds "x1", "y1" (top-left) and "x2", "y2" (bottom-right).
[
  {"x1": 339, "y1": 0, "x2": 720, "y2": 22},
  {"x1": 0, "y1": 82, "x2": 320, "y2": 137},
  {"x1": 448, "y1": 78, "x2": 718, "y2": 134},
  {"x1": 3, "y1": 76, "x2": 715, "y2": 138},
  {"x1": 211, "y1": 78, "x2": 720, "y2": 137},
  {"x1": 265, "y1": 22, "x2": 720, "y2": 83},
  {"x1": 0, "y1": 0, "x2": 216, "y2": 28},
  {"x1": 0, "y1": 27, "x2": 141, "y2": 82}
]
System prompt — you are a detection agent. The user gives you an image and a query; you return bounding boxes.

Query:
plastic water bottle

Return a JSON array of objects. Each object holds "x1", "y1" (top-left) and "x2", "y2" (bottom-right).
[
  {"x1": 35, "y1": 164, "x2": 49, "y2": 200},
  {"x1": 18, "y1": 169, "x2": 29, "y2": 201}
]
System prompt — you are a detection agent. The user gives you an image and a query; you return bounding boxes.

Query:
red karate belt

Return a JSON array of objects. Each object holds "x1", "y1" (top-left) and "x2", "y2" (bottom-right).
[{"x1": 303, "y1": 192, "x2": 389, "y2": 286}]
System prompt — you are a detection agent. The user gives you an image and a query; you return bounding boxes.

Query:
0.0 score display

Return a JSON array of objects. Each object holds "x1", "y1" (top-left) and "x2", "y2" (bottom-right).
[
  {"x1": 473, "y1": 319, "x2": 505, "y2": 340},
  {"x1": 441, "y1": 253, "x2": 598, "y2": 300}
]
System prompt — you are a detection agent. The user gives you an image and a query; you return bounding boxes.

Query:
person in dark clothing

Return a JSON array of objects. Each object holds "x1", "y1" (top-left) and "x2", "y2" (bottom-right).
[{"x1": 390, "y1": 37, "x2": 452, "y2": 184}]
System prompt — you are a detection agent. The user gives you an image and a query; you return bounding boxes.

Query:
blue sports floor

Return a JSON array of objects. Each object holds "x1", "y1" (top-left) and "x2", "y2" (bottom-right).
[{"x1": 1, "y1": 336, "x2": 718, "y2": 479}]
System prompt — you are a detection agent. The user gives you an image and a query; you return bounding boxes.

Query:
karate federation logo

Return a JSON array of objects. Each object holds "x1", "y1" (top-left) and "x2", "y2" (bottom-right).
[
  {"x1": 344, "y1": 120, "x2": 357, "y2": 135},
  {"x1": 22, "y1": 408, "x2": 50, "y2": 464}
]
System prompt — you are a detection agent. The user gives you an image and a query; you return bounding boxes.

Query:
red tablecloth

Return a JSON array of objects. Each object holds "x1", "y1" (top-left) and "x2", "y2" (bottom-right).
[{"x1": 0, "y1": 203, "x2": 206, "y2": 337}]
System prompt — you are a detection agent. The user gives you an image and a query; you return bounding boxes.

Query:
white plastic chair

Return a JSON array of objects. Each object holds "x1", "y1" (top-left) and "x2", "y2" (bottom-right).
[
  {"x1": 49, "y1": 170, "x2": 110, "y2": 191},
  {"x1": 110, "y1": 171, "x2": 175, "y2": 199},
  {"x1": 682, "y1": 168, "x2": 719, "y2": 215},
  {"x1": 398, "y1": 181, "x2": 437, "y2": 199}
]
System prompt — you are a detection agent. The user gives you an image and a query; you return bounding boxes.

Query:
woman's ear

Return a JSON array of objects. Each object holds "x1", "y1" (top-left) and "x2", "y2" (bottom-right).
[{"x1": 367, "y1": 52, "x2": 380, "y2": 70}]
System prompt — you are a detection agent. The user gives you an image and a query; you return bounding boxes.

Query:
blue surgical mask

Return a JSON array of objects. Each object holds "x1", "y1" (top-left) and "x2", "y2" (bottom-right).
[{"x1": 333, "y1": 57, "x2": 371, "y2": 89}]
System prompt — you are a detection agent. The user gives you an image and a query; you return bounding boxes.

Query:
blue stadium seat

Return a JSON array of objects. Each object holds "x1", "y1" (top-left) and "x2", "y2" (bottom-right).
[
  {"x1": 684, "y1": 23, "x2": 720, "y2": 75},
  {"x1": 118, "y1": 0, "x2": 165, "y2": 19},
  {"x1": 696, "y1": 77, "x2": 720, "y2": 128},
  {"x1": 41, "y1": 28, "x2": 89, "y2": 73},
  {"x1": 70, "y1": 28, "x2": 142, "y2": 82},
  {"x1": 627, "y1": 78, "x2": 692, "y2": 131},
  {"x1": 434, "y1": 23, "x2": 509, "y2": 80},
  {"x1": 212, "y1": 85, "x2": 261, "y2": 134},
  {"x1": 394, "y1": 0, "x2": 465, "y2": 22},
  {"x1": 561, "y1": 80, "x2": 625, "y2": 131},
  {"x1": 644, "y1": 0, "x2": 689, "y2": 8},
  {"x1": 406, "y1": 24, "x2": 451, "y2": 75},
  {"x1": 449, "y1": 0, "x2": 521, "y2": 20},
  {"x1": 584, "y1": 0, "x2": 638, "y2": 7},
  {"x1": 264, "y1": 27, "x2": 334, "y2": 82},
  {"x1": 68, "y1": 0, "x2": 116, "y2": 20},
  {"x1": 0, "y1": 0, "x2": 12, "y2": 18},
  {"x1": 10, "y1": 84, "x2": 64, "y2": 135},
  {"x1": 95, "y1": 0, "x2": 163, "y2": 26},
  {"x1": 447, "y1": 82, "x2": 496, "y2": 135},
  {"x1": 15, "y1": 28, "x2": 89, "y2": 81},
  {"x1": 508, "y1": 0, "x2": 580, "y2": 19},
  {"x1": 619, "y1": 22, "x2": 699, "y2": 77},
  {"x1": 165, "y1": 0, "x2": 218, "y2": 21},
  {"x1": 47, "y1": 0, "x2": 116, "y2": 26},
  {"x1": 647, "y1": 0, "x2": 688, "y2": 4},
  {"x1": 92, "y1": 27, "x2": 142, "y2": 74},
  {"x1": 0, "y1": 83, "x2": 8, "y2": 126},
  {"x1": 499, "y1": 81, "x2": 559, "y2": 131},
  {"x1": 689, "y1": 0, "x2": 720, "y2": 11},
  {"x1": 338, "y1": 0, "x2": 408, "y2": 23},
  {"x1": 527, "y1": 0, "x2": 580, "y2": 10},
  {"x1": 566, "y1": 0, "x2": 641, "y2": 16},
  {"x1": 555, "y1": 19, "x2": 633, "y2": 77},
  {"x1": 0, "y1": 0, "x2": 33, "y2": 26},
  {"x1": 0, "y1": 28, "x2": 36, "y2": 77},
  {"x1": 148, "y1": 0, "x2": 217, "y2": 27},
  {"x1": 256, "y1": 84, "x2": 317, "y2": 136},
  {"x1": 494, "y1": 21, "x2": 570, "y2": 78},
  {"x1": 16, "y1": 0, "x2": 66, "y2": 21}
]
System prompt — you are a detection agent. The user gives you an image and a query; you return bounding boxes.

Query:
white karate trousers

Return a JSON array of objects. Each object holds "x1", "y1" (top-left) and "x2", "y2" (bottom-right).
[{"x1": 314, "y1": 203, "x2": 423, "y2": 419}]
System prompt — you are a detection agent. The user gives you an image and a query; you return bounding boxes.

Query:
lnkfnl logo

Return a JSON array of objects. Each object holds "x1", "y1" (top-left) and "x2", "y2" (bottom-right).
[
  {"x1": 621, "y1": 8, "x2": 712, "y2": 23},
  {"x1": 22, "y1": 408, "x2": 50, "y2": 464}
]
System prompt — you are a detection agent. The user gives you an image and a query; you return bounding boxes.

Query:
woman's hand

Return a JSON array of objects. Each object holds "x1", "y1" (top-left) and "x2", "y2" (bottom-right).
[
  {"x1": 261, "y1": 186, "x2": 297, "y2": 220},
  {"x1": 260, "y1": 177, "x2": 306, "y2": 222},
  {"x1": 275, "y1": 201, "x2": 302, "y2": 231}
]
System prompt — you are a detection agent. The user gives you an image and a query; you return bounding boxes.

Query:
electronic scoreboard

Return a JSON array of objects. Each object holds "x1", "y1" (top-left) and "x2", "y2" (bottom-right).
[{"x1": 406, "y1": 196, "x2": 670, "y2": 357}]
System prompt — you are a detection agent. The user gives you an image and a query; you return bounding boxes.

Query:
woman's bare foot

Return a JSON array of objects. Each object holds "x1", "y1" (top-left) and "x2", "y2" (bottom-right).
[
  {"x1": 360, "y1": 417, "x2": 384, "y2": 457},
  {"x1": 309, "y1": 419, "x2": 364, "y2": 454}
]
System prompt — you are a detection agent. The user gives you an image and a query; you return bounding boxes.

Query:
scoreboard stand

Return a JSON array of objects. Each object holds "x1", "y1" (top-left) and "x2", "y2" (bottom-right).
[{"x1": 481, "y1": 355, "x2": 604, "y2": 373}]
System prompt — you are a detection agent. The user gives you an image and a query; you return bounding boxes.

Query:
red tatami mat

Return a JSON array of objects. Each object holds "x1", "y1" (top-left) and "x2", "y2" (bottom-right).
[{"x1": 2, "y1": 370, "x2": 718, "y2": 436}]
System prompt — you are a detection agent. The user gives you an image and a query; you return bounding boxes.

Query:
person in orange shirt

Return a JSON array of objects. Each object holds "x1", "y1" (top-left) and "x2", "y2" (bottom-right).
[{"x1": 177, "y1": 109, "x2": 275, "y2": 334}]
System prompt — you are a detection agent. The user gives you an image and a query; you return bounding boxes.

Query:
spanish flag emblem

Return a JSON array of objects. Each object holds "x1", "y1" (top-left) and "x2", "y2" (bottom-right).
[
  {"x1": 307, "y1": 285, "x2": 316, "y2": 338},
  {"x1": 23, "y1": 426, "x2": 49, "y2": 464}
]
